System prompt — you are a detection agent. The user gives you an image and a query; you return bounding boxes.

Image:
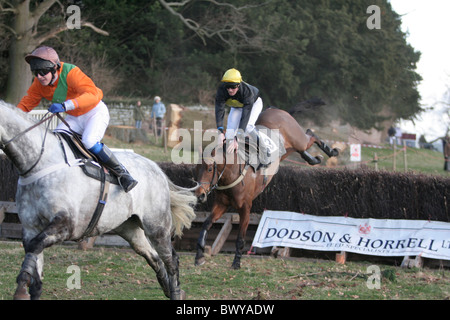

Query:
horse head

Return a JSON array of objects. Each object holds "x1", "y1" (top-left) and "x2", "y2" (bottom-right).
[
  {"x1": 195, "y1": 146, "x2": 216, "y2": 203},
  {"x1": 195, "y1": 144, "x2": 229, "y2": 203},
  {"x1": 0, "y1": 101, "x2": 55, "y2": 174}
]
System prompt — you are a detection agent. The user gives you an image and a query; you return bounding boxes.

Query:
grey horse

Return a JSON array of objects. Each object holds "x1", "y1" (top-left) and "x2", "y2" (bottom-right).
[{"x1": 0, "y1": 101, "x2": 196, "y2": 300}]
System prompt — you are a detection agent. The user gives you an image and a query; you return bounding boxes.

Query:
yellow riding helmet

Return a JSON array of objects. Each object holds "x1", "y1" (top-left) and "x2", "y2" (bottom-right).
[{"x1": 221, "y1": 68, "x2": 242, "y2": 85}]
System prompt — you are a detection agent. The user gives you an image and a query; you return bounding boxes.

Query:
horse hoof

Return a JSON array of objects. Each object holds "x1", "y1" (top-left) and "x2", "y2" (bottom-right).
[
  {"x1": 332, "y1": 148, "x2": 340, "y2": 157},
  {"x1": 231, "y1": 262, "x2": 241, "y2": 270},
  {"x1": 195, "y1": 257, "x2": 205, "y2": 266},
  {"x1": 13, "y1": 293, "x2": 30, "y2": 300},
  {"x1": 13, "y1": 289, "x2": 30, "y2": 300},
  {"x1": 171, "y1": 289, "x2": 185, "y2": 300}
]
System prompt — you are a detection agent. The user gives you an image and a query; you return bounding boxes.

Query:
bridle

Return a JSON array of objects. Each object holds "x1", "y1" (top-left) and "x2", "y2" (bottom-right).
[
  {"x1": 197, "y1": 154, "x2": 249, "y2": 195},
  {"x1": 0, "y1": 112, "x2": 56, "y2": 176},
  {"x1": 197, "y1": 157, "x2": 227, "y2": 196}
]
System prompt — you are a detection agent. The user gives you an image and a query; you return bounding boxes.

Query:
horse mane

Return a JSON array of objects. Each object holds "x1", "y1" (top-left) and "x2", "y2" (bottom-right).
[
  {"x1": 1, "y1": 100, "x2": 21, "y2": 113},
  {"x1": 0, "y1": 100, "x2": 51, "y2": 132},
  {"x1": 288, "y1": 97, "x2": 326, "y2": 115},
  {"x1": 0, "y1": 100, "x2": 40, "y2": 125}
]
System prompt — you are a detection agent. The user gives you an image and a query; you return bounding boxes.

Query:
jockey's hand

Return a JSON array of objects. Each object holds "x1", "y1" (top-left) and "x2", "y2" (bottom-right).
[
  {"x1": 226, "y1": 138, "x2": 239, "y2": 154},
  {"x1": 48, "y1": 103, "x2": 65, "y2": 113}
]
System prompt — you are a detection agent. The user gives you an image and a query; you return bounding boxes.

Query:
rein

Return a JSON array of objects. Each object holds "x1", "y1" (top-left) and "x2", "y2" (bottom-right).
[
  {"x1": 197, "y1": 159, "x2": 226, "y2": 196},
  {"x1": 216, "y1": 164, "x2": 249, "y2": 190},
  {"x1": 199, "y1": 154, "x2": 250, "y2": 194},
  {"x1": 1, "y1": 112, "x2": 57, "y2": 176}
]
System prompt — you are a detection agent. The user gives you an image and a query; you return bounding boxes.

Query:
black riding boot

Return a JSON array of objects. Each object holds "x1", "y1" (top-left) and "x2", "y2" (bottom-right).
[{"x1": 90, "y1": 144, "x2": 138, "y2": 192}]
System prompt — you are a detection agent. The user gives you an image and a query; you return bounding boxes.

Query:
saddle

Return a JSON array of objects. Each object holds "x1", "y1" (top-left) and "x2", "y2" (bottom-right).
[
  {"x1": 55, "y1": 131, "x2": 119, "y2": 186},
  {"x1": 236, "y1": 125, "x2": 286, "y2": 172},
  {"x1": 55, "y1": 131, "x2": 118, "y2": 239}
]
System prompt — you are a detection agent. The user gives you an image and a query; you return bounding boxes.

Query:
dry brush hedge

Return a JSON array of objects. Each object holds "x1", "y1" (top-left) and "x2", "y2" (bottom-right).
[
  {"x1": 1, "y1": 157, "x2": 449, "y2": 222},
  {"x1": 159, "y1": 163, "x2": 450, "y2": 222},
  {"x1": 0, "y1": 156, "x2": 18, "y2": 202}
]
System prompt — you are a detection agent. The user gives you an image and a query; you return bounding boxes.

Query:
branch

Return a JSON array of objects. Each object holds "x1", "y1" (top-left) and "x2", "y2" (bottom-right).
[
  {"x1": 35, "y1": 23, "x2": 68, "y2": 45},
  {"x1": 0, "y1": 0, "x2": 17, "y2": 14},
  {"x1": 35, "y1": 21, "x2": 109, "y2": 45},
  {"x1": 158, "y1": 0, "x2": 270, "y2": 47},
  {"x1": 207, "y1": 0, "x2": 270, "y2": 11},
  {"x1": 32, "y1": 0, "x2": 58, "y2": 22},
  {"x1": 0, "y1": 22, "x2": 17, "y2": 36},
  {"x1": 81, "y1": 22, "x2": 109, "y2": 36},
  {"x1": 158, "y1": 0, "x2": 207, "y2": 43},
  {"x1": 160, "y1": 0, "x2": 192, "y2": 6}
]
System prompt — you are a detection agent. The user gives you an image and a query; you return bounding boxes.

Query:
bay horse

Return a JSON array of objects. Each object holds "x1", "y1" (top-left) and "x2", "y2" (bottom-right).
[
  {"x1": 0, "y1": 101, "x2": 196, "y2": 300},
  {"x1": 194, "y1": 107, "x2": 339, "y2": 269}
]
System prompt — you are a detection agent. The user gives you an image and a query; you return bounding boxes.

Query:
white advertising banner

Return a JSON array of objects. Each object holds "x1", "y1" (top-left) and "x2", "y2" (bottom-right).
[{"x1": 252, "y1": 211, "x2": 450, "y2": 260}]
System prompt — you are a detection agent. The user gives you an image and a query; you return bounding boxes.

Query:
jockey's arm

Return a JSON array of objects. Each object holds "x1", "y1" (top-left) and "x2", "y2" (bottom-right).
[
  {"x1": 64, "y1": 67, "x2": 103, "y2": 115},
  {"x1": 17, "y1": 81, "x2": 43, "y2": 112}
]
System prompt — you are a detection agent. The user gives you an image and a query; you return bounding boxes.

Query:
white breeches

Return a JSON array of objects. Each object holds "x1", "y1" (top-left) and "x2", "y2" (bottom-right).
[
  {"x1": 225, "y1": 97, "x2": 263, "y2": 140},
  {"x1": 55, "y1": 101, "x2": 110, "y2": 149}
]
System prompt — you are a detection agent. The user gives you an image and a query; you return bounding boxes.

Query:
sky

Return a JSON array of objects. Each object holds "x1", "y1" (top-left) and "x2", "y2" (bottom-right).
[{"x1": 389, "y1": 0, "x2": 450, "y2": 142}]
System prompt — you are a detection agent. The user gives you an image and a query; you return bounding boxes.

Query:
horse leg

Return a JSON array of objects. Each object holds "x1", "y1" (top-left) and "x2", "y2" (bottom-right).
[
  {"x1": 151, "y1": 233, "x2": 184, "y2": 300},
  {"x1": 14, "y1": 252, "x2": 43, "y2": 300},
  {"x1": 140, "y1": 212, "x2": 184, "y2": 300},
  {"x1": 300, "y1": 151, "x2": 323, "y2": 165},
  {"x1": 306, "y1": 129, "x2": 339, "y2": 157},
  {"x1": 114, "y1": 217, "x2": 171, "y2": 299},
  {"x1": 195, "y1": 202, "x2": 228, "y2": 266},
  {"x1": 231, "y1": 206, "x2": 251, "y2": 270},
  {"x1": 14, "y1": 212, "x2": 73, "y2": 300}
]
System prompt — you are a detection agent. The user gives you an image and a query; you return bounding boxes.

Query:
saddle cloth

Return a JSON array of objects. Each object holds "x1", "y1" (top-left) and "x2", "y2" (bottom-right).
[
  {"x1": 237, "y1": 125, "x2": 286, "y2": 172},
  {"x1": 56, "y1": 131, "x2": 119, "y2": 185}
]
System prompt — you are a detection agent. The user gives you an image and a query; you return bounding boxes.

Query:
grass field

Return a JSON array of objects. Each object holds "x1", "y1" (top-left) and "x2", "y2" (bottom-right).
[{"x1": 0, "y1": 242, "x2": 449, "y2": 300}]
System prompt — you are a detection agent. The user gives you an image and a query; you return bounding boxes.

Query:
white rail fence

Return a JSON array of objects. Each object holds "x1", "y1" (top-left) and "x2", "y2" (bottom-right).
[{"x1": 29, "y1": 110, "x2": 60, "y2": 131}]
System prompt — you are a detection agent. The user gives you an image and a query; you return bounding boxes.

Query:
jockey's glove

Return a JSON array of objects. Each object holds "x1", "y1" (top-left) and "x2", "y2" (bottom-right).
[{"x1": 48, "y1": 102, "x2": 66, "y2": 113}]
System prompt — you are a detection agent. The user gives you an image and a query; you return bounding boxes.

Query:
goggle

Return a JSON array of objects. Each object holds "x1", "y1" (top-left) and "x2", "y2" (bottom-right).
[
  {"x1": 33, "y1": 68, "x2": 53, "y2": 77},
  {"x1": 225, "y1": 84, "x2": 239, "y2": 90}
]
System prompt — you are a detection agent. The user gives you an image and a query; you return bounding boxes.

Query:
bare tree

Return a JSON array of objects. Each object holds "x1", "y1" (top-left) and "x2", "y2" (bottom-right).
[
  {"x1": 1, "y1": 0, "x2": 108, "y2": 104},
  {"x1": 158, "y1": 0, "x2": 271, "y2": 52}
]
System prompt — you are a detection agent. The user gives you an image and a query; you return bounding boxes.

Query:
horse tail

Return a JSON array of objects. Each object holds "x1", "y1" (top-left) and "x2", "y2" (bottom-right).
[{"x1": 168, "y1": 180, "x2": 198, "y2": 237}]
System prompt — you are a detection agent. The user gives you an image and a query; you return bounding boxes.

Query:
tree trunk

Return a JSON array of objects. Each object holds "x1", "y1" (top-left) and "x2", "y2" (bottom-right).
[
  {"x1": 6, "y1": 38, "x2": 36, "y2": 104},
  {"x1": 5, "y1": 0, "x2": 37, "y2": 104},
  {"x1": 3, "y1": 0, "x2": 108, "y2": 104}
]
